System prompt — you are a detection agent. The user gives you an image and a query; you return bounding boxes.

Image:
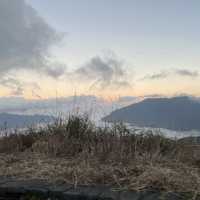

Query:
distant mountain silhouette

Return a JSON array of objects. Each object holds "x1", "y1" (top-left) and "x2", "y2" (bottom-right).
[
  {"x1": 103, "y1": 96, "x2": 200, "y2": 131},
  {"x1": 0, "y1": 113, "x2": 54, "y2": 128}
]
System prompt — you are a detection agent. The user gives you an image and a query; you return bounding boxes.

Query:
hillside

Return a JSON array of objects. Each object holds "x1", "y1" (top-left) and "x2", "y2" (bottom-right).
[
  {"x1": 103, "y1": 96, "x2": 200, "y2": 131},
  {"x1": 0, "y1": 115, "x2": 200, "y2": 198}
]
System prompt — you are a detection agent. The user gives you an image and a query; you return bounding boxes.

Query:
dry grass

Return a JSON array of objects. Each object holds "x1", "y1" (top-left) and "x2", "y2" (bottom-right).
[{"x1": 0, "y1": 115, "x2": 200, "y2": 196}]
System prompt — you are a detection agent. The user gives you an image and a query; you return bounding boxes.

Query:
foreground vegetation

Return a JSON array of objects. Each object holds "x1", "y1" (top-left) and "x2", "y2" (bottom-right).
[{"x1": 0, "y1": 116, "x2": 200, "y2": 197}]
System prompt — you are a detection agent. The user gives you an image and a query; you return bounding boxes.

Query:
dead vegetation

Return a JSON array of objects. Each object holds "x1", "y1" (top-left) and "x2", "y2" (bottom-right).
[{"x1": 0, "y1": 115, "x2": 200, "y2": 196}]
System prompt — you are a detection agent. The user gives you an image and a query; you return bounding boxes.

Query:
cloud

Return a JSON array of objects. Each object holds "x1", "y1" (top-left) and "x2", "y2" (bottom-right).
[
  {"x1": 140, "y1": 71, "x2": 169, "y2": 81},
  {"x1": 140, "y1": 68, "x2": 199, "y2": 81},
  {"x1": 142, "y1": 94, "x2": 165, "y2": 98},
  {"x1": 0, "y1": 76, "x2": 40, "y2": 96},
  {"x1": 0, "y1": 77, "x2": 24, "y2": 96},
  {"x1": 74, "y1": 56, "x2": 132, "y2": 90},
  {"x1": 45, "y1": 63, "x2": 67, "y2": 79},
  {"x1": 11, "y1": 86, "x2": 24, "y2": 96},
  {"x1": 0, "y1": 0, "x2": 61, "y2": 76},
  {"x1": 175, "y1": 69, "x2": 199, "y2": 77}
]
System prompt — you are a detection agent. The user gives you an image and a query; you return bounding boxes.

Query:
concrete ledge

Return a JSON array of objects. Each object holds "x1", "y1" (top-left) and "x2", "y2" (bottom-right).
[{"x1": 0, "y1": 177, "x2": 188, "y2": 199}]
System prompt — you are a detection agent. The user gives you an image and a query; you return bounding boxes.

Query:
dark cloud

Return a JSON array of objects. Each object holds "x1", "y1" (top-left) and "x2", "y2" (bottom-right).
[
  {"x1": 75, "y1": 56, "x2": 131, "y2": 90},
  {"x1": 140, "y1": 71, "x2": 169, "y2": 81},
  {"x1": 45, "y1": 63, "x2": 67, "y2": 79},
  {"x1": 140, "y1": 68, "x2": 199, "y2": 82},
  {"x1": 0, "y1": 0, "x2": 61, "y2": 75},
  {"x1": 175, "y1": 69, "x2": 199, "y2": 77}
]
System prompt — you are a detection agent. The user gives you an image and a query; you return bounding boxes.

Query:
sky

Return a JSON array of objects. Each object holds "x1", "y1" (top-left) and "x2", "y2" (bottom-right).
[{"x1": 0, "y1": 0, "x2": 200, "y2": 99}]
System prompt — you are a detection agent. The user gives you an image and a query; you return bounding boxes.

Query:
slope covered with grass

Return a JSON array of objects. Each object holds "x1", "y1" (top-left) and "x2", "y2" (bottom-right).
[{"x1": 0, "y1": 116, "x2": 200, "y2": 197}]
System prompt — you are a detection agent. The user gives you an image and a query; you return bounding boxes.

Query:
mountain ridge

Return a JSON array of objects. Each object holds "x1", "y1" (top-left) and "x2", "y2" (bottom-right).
[{"x1": 103, "y1": 96, "x2": 200, "y2": 131}]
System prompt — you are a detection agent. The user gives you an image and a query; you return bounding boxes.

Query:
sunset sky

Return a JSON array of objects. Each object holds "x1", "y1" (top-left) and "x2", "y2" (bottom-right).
[{"x1": 0, "y1": 0, "x2": 200, "y2": 99}]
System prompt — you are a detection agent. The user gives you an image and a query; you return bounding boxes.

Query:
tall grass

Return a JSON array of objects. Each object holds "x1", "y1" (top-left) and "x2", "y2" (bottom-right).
[{"x1": 0, "y1": 115, "x2": 200, "y2": 195}]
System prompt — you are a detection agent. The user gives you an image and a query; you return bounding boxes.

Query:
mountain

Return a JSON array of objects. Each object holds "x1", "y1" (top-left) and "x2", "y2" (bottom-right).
[
  {"x1": 103, "y1": 96, "x2": 200, "y2": 131},
  {"x1": 0, "y1": 113, "x2": 54, "y2": 128}
]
